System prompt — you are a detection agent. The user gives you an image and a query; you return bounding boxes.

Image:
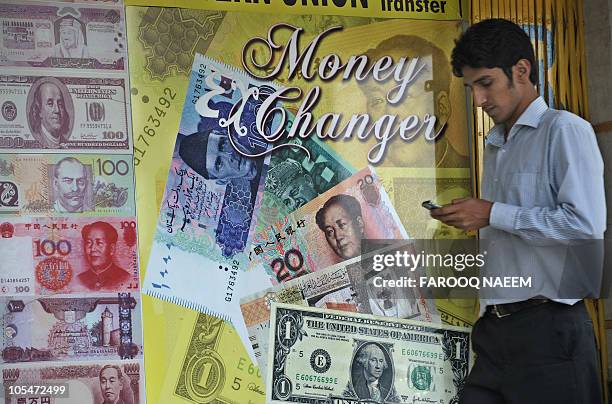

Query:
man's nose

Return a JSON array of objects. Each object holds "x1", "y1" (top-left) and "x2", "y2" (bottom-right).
[{"x1": 472, "y1": 89, "x2": 487, "y2": 107}]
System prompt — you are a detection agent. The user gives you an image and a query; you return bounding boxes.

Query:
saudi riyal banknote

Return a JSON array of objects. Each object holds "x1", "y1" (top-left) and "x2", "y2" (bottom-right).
[
  {"x1": 250, "y1": 166, "x2": 408, "y2": 282},
  {"x1": 267, "y1": 303, "x2": 471, "y2": 404},
  {"x1": 2, "y1": 360, "x2": 144, "y2": 403},
  {"x1": 0, "y1": 216, "x2": 139, "y2": 296},
  {"x1": 1, "y1": 293, "x2": 142, "y2": 364},
  {"x1": 0, "y1": 154, "x2": 134, "y2": 217},
  {"x1": 143, "y1": 54, "x2": 280, "y2": 355},
  {"x1": 241, "y1": 252, "x2": 439, "y2": 377},
  {"x1": 0, "y1": 0, "x2": 126, "y2": 70},
  {"x1": 0, "y1": 74, "x2": 131, "y2": 152}
]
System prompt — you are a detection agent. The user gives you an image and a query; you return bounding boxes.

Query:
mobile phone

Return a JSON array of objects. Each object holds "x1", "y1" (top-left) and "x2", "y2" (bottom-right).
[{"x1": 422, "y1": 200, "x2": 442, "y2": 210}]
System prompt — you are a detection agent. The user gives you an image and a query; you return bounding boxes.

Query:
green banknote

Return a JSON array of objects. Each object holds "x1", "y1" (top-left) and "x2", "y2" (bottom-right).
[{"x1": 267, "y1": 303, "x2": 472, "y2": 404}]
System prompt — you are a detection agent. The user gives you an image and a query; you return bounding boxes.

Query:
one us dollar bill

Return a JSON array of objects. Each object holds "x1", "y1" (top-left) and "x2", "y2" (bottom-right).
[{"x1": 267, "y1": 303, "x2": 472, "y2": 404}]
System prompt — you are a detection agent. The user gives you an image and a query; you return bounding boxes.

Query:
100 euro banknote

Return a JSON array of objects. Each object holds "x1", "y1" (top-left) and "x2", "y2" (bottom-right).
[
  {"x1": 0, "y1": 1, "x2": 126, "y2": 70},
  {"x1": 241, "y1": 252, "x2": 439, "y2": 376},
  {"x1": 250, "y1": 166, "x2": 408, "y2": 282},
  {"x1": 0, "y1": 216, "x2": 139, "y2": 296},
  {"x1": 0, "y1": 74, "x2": 131, "y2": 151},
  {"x1": 3, "y1": 360, "x2": 144, "y2": 403},
  {"x1": 1, "y1": 293, "x2": 142, "y2": 363},
  {"x1": 267, "y1": 303, "x2": 472, "y2": 404},
  {"x1": 0, "y1": 154, "x2": 134, "y2": 217}
]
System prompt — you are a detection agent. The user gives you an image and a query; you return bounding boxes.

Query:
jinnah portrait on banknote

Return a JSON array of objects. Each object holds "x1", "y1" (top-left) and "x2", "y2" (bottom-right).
[
  {"x1": 50, "y1": 157, "x2": 92, "y2": 213},
  {"x1": 79, "y1": 221, "x2": 131, "y2": 290},
  {"x1": 350, "y1": 342, "x2": 394, "y2": 402},
  {"x1": 54, "y1": 16, "x2": 90, "y2": 59},
  {"x1": 26, "y1": 77, "x2": 74, "y2": 148}
]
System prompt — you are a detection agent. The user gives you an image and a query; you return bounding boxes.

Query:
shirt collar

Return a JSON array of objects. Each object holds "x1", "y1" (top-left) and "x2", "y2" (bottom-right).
[{"x1": 485, "y1": 96, "x2": 549, "y2": 148}]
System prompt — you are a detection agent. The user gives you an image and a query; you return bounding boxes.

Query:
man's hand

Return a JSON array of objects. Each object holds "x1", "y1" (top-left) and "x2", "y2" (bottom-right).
[{"x1": 430, "y1": 198, "x2": 493, "y2": 231}]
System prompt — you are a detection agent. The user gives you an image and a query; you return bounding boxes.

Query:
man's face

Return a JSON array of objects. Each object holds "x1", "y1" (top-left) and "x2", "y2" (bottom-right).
[
  {"x1": 54, "y1": 160, "x2": 87, "y2": 212},
  {"x1": 364, "y1": 346, "x2": 385, "y2": 380},
  {"x1": 280, "y1": 176, "x2": 317, "y2": 211},
  {"x1": 39, "y1": 83, "x2": 65, "y2": 136},
  {"x1": 60, "y1": 27, "x2": 77, "y2": 49},
  {"x1": 100, "y1": 367, "x2": 123, "y2": 404},
  {"x1": 205, "y1": 131, "x2": 254, "y2": 180},
  {"x1": 361, "y1": 51, "x2": 439, "y2": 167},
  {"x1": 321, "y1": 203, "x2": 364, "y2": 259},
  {"x1": 461, "y1": 66, "x2": 522, "y2": 125},
  {"x1": 84, "y1": 227, "x2": 114, "y2": 270}
]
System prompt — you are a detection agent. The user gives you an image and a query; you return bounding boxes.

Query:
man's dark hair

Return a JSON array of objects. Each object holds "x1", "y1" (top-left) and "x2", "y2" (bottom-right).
[
  {"x1": 178, "y1": 130, "x2": 212, "y2": 179},
  {"x1": 451, "y1": 18, "x2": 538, "y2": 85},
  {"x1": 82, "y1": 221, "x2": 118, "y2": 244},
  {"x1": 99, "y1": 364, "x2": 124, "y2": 380},
  {"x1": 315, "y1": 194, "x2": 363, "y2": 231}
]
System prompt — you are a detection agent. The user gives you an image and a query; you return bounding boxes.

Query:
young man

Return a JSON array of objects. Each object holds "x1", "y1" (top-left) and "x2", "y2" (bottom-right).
[{"x1": 431, "y1": 19, "x2": 605, "y2": 403}]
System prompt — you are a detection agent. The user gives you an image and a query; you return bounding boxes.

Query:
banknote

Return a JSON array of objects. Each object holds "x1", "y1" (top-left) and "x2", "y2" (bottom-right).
[
  {"x1": 151, "y1": 298, "x2": 266, "y2": 404},
  {"x1": 0, "y1": 216, "x2": 139, "y2": 296},
  {"x1": 126, "y1": 5, "x2": 225, "y2": 271},
  {"x1": 2, "y1": 360, "x2": 144, "y2": 403},
  {"x1": 254, "y1": 133, "x2": 355, "y2": 244},
  {"x1": 0, "y1": 1, "x2": 126, "y2": 70},
  {"x1": 0, "y1": 154, "x2": 134, "y2": 217},
  {"x1": 241, "y1": 252, "x2": 439, "y2": 376},
  {"x1": 0, "y1": 74, "x2": 131, "y2": 152},
  {"x1": 1, "y1": 293, "x2": 142, "y2": 364},
  {"x1": 250, "y1": 166, "x2": 408, "y2": 281},
  {"x1": 267, "y1": 303, "x2": 472, "y2": 404}
]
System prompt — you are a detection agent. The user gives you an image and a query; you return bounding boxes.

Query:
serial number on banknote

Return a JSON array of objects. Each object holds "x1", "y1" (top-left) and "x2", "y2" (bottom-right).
[{"x1": 7, "y1": 384, "x2": 68, "y2": 397}]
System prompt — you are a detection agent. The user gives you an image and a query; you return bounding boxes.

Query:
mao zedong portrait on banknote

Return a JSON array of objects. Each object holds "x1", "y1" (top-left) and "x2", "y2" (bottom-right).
[
  {"x1": 315, "y1": 194, "x2": 365, "y2": 260},
  {"x1": 26, "y1": 77, "x2": 74, "y2": 149},
  {"x1": 52, "y1": 157, "x2": 91, "y2": 213},
  {"x1": 79, "y1": 221, "x2": 131, "y2": 290}
]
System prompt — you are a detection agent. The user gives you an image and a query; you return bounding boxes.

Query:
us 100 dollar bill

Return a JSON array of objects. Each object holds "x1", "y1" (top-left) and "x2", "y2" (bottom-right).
[
  {"x1": 267, "y1": 303, "x2": 471, "y2": 404},
  {"x1": 0, "y1": 74, "x2": 131, "y2": 152},
  {"x1": 2, "y1": 293, "x2": 142, "y2": 364},
  {"x1": 0, "y1": 1, "x2": 126, "y2": 71},
  {"x1": 0, "y1": 216, "x2": 139, "y2": 296},
  {"x1": 2, "y1": 360, "x2": 144, "y2": 403},
  {"x1": 241, "y1": 252, "x2": 439, "y2": 377},
  {"x1": 0, "y1": 154, "x2": 134, "y2": 217}
]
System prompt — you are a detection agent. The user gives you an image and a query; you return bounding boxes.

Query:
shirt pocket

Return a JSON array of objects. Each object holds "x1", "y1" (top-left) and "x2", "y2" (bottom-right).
[{"x1": 506, "y1": 172, "x2": 539, "y2": 207}]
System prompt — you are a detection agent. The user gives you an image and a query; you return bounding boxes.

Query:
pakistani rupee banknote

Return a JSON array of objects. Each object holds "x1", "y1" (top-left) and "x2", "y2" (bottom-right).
[
  {"x1": 0, "y1": 1, "x2": 126, "y2": 70},
  {"x1": 2, "y1": 360, "x2": 144, "y2": 403},
  {"x1": 0, "y1": 74, "x2": 131, "y2": 152},
  {"x1": 143, "y1": 54, "x2": 279, "y2": 354},
  {"x1": 1, "y1": 293, "x2": 142, "y2": 364},
  {"x1": 0, "y1": 216, "x2": 139, "y2": 296},
  {"x1": 250, "y1": 166, "x2": 408, "y2": 282},
  {"x1": 241, "y1": 253, "x2": 439, "y2": 376},
  {"x1": 267, "y1": 303, "x2": 471, "y2": 404},
  {"x1": 0, "y1": 154, "x2": 134, "y2": 217}
]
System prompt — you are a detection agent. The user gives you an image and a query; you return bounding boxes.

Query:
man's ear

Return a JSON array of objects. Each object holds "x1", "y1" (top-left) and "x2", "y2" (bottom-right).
[
  {"x1": 356, "y1": 216, "x2": 365, "y2": 235},
  {"x1": 110, "y1": 243, "x2": 116, "y2": 257},
  {"x1": 514, "y1": 59, "x2": 532, "y2": 84},
  {"x1": 436, "y1": 90, "x2": 451, "y2": 125}
]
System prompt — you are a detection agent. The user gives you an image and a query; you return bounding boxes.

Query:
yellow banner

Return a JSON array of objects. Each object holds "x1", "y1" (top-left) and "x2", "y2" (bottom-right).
[{"x1": 125, "y1": 0, "x2": 463, "y2": 20}]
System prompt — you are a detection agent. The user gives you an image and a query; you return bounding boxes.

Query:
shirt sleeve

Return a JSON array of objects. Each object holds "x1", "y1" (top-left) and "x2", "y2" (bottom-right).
[{"x1": 488, "y1": 121, "x2": 606, "y2": 240}]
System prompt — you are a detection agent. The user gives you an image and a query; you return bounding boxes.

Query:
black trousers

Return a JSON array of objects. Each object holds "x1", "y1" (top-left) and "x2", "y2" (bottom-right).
[{"x1": 460, "y1": 300, "x2": 602, "y2": 404}]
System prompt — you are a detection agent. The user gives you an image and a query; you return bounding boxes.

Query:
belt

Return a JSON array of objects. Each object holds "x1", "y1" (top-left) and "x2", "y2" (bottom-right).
[{"x1": 486, "y1": 299, "x2": 550, "y2": 318}]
